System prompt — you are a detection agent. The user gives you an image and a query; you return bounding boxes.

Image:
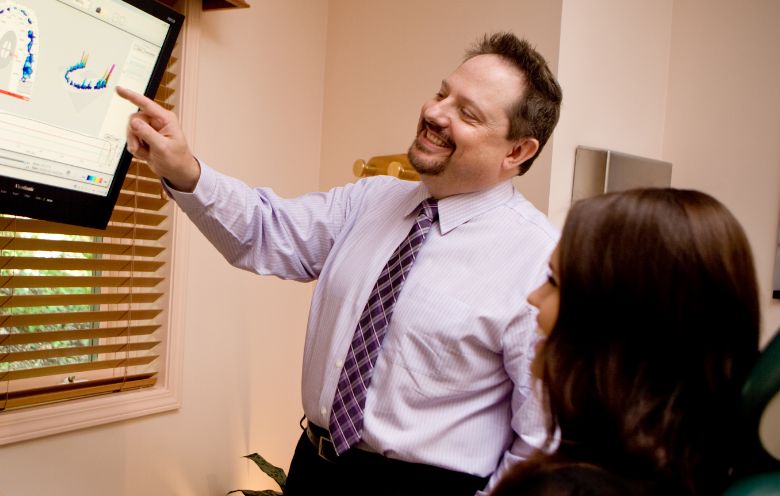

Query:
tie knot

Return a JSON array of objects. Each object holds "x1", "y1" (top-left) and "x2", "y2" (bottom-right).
[{"x1": 419, "y1": 198, "x2": 439, "y2": 222}]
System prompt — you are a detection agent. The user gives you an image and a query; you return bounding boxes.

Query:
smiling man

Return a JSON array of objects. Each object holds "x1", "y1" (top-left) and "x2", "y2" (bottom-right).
[
  {"x1": 409, "y1": 54, "x2": 536, "y2": 196},
  {"x1": 118, "y1": 32, "x2": 562, "y2": 496}
]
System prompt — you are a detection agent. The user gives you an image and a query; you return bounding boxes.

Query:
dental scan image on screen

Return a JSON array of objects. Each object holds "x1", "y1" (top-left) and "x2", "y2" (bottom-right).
[{"x1": 0, "y1": 0, "x2": 181, "y2": 228}]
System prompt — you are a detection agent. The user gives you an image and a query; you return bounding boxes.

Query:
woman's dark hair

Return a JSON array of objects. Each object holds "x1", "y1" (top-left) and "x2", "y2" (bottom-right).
[{"x1": 500, "y1": 188, "x2": 760, "y2": 494}]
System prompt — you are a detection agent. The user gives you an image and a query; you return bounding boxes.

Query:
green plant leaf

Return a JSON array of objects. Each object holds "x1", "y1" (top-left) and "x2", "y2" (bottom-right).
[{"x1": 243, "y1": 453, "x2": 287, "y2": 490}]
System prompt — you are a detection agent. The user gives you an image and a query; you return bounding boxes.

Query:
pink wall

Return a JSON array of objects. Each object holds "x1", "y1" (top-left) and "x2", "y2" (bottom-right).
[{"x1": 318, "y1": 0, "x2": 563, "y2": 212}]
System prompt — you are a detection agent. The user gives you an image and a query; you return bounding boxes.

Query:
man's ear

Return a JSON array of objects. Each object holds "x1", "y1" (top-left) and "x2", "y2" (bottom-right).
[{"x1": 502, "y1": 138, "x2": 540, "y2": 172}]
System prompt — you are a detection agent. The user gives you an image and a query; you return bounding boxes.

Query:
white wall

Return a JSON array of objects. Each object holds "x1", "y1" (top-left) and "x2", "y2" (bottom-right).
[
  {"x1": 662, "y1": 0, "x2": 780, "y2": 343},
  {"x1": 549, "y1": 0, "x2": 674, "y2": 224}
]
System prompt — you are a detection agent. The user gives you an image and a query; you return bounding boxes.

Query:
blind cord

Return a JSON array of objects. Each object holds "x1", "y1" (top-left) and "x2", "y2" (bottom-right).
[{"x1": 0, "y1": 216, "x2": 17, "y2": 411}]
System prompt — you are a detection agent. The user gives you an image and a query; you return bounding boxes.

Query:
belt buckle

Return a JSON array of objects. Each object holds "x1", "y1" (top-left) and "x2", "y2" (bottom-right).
[{"x1": 318, "y1": 434, "x2": 336, "y2": 462}]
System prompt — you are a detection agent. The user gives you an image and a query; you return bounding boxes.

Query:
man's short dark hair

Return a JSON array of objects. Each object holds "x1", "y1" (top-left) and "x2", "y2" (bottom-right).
[{"x1": 465, "y1": 33, "x2": 562, "y2": 175}]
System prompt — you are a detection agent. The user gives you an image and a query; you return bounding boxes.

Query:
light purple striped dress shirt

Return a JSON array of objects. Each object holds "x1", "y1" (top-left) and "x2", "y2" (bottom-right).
[{"x1": 168, "y1": 162, "x2": 559, "y2": 492}]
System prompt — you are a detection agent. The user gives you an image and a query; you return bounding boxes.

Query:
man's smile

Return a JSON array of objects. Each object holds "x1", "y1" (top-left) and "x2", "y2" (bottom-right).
[{"x1": 416, "y1": 122, "x2": 454, "y2": 152}]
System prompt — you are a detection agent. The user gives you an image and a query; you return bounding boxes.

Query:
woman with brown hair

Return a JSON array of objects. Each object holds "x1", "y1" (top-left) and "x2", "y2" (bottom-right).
[{"x1": 491, "y1": 188, "x2": 761, "y2": 495}]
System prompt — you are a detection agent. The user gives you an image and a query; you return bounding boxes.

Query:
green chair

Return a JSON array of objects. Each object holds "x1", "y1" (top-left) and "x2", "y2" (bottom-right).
[{"x1": 723, "y1": 329, "x2": 780, "y2": 495}]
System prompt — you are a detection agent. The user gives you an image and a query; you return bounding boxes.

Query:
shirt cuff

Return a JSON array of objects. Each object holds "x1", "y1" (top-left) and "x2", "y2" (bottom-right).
[{"x1": 163, "y1": 158, "x2": 217, "y2": 212}]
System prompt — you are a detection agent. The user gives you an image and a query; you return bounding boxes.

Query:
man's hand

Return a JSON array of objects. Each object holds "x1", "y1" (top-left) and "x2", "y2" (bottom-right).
[{"x1": 117, "y1": 86, "x2": 201, "y2": 192}]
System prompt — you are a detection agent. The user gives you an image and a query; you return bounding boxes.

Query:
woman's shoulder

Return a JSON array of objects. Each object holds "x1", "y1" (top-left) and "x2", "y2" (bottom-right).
[{"x1": 492, "y1": 462, "x2": 689, "y2": 496}]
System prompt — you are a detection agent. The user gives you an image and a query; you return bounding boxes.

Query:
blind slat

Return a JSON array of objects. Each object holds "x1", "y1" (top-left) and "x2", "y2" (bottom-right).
[
  {"x1": 160, "y1": 69, "x2": 176, "y2": 87},
  {"x1": 128, "y1": 161, "x2": 159, "y2": 179},
  {"x1": 0, "y1": 355, "x2": 157, "y2": 381},
  {"x1": 0, "y1": 308, "x2": 162, "y2": 327},
  {"x1": 121, "y1": 176, "x2": 163, "y2": 196},
  {"x1": 109, "y1": 209, "x2": 167, "y2": 227},
  {"x1": 1, "y1": 374, "x2": 157, "y2": 410},
  {"x1": 115, "y1": 192, "x2": 168, "y2": 211},
  {"x1": 154, "y1": 100, "x2": 174, "y2": 111},
  {"x1": 0, "y1": 236, "x2": 164, "y2": 257},
  {"x1": 2, "y1": 341, "x2": 160, "y2": 363},
  {"x1": 0, "y1": 275, "x2": 163, "y2": 288},
  {"x1": 0, "y1": 218, "x2": 166, "y2": 241},
  {"x1": 154, "y1": 86, "x2": 174, "y2": 102},
  {"x1": 0, "y1": 325, "x2": 160, "y2": 346},
  {"x1": 0, "y1": 256, "x2": 163, "y2": 272},
  {"x1": 0, "y1": 292, "x2": 162, "y2": 308}
]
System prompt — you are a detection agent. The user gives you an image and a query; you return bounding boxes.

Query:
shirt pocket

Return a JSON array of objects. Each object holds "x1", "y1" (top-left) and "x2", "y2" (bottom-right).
[{"x1": 383, "y1": 285, "x2": 505, "y2": 398}]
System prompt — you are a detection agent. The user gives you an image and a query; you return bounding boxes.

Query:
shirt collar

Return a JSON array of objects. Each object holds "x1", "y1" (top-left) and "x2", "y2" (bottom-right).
[{"x1": 403, "y1": 180, "x2": 515, "y2": 235}]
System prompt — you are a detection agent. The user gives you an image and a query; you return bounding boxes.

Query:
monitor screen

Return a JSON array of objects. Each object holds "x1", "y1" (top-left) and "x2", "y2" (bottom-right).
[{"x1": 0, "y1": 0, "x2": 183, "y2": 229}]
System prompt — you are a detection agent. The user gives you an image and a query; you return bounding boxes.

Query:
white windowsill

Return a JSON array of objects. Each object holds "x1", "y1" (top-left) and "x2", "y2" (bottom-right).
[{"x1": 0, "y1": 380, "x2": 180, "y2": 445}]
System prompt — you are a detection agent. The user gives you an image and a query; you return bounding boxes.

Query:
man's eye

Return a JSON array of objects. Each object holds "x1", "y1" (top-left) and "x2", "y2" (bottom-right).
[{"x1": 460, "y1": 108, "x2": 476, "y2": 120}]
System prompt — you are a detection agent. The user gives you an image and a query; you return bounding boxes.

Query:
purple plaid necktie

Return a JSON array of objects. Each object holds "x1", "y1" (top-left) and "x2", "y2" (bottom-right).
[{"x1": 328, "y1": 197, "x2": 439, "y2": 454}]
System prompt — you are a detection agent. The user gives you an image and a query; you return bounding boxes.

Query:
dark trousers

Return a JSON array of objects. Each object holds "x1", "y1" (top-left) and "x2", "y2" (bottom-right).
[{"x1": 284, "y1": 427, "x2": 489, "y2": 496}]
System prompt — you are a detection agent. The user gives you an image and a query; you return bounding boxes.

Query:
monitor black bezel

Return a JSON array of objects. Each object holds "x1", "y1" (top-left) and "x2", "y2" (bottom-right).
[{"x1": 0, "y1": 0, "x2": 184, "y2": 230}]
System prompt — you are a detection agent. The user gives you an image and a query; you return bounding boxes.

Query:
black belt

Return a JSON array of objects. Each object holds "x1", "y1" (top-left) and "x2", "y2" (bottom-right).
[{"x1": 305, "y1": 421, "x2": 340, "y2": 462}]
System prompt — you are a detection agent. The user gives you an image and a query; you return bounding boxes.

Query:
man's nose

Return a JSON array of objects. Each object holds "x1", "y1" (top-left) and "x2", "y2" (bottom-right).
[{"x1": 423, "y1": 99, "x2": 450, "y2": 128}]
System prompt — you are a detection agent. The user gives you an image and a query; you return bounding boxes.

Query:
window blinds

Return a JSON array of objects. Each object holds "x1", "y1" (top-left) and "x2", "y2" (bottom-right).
[{"x1": 0, "y1": 61, "x2": 179, "y2": 412}]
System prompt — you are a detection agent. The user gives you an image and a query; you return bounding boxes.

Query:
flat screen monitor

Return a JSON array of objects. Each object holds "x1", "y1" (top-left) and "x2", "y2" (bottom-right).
[{"x1": 0, "y1": 0, "x2": 183, "y2": 229}]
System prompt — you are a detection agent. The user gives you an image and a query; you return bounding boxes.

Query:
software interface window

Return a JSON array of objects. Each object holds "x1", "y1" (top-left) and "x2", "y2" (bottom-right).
[{"x1": 0, "y1": 0, "x2": 169, "y2": 199}]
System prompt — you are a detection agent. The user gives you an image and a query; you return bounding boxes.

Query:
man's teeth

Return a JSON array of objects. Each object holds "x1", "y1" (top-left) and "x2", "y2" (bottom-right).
[{"x1": 426, "y1": 130, "x2": 449, "y2": 147}]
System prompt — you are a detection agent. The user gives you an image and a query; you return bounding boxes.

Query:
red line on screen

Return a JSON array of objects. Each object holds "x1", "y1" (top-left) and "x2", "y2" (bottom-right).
[{"x1": 0, "y1": 88, "x2": 30, "y2": 101}]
